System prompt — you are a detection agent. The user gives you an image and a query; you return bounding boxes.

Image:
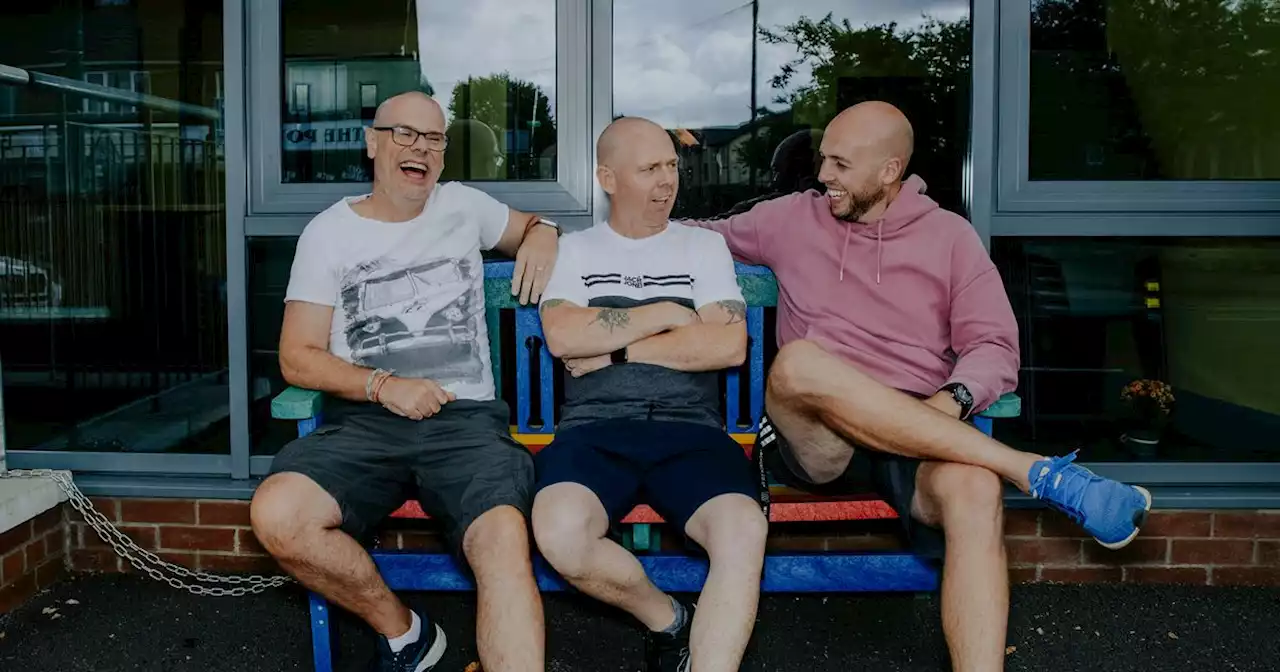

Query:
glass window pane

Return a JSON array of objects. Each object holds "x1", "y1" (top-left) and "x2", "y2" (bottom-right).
[
  {"x1": 612, "y1": 0, "x2": 973, "y2": 219},
  {"x1": 0, "y1": 0, "x2": 228, "y2": 454},
  {"x1": 992, "y1": 237, "x2": 1280, "y2": 462},
  {"x1": 281, "y1": 0, "x2": 557, "y2": 184},
  {"x1": 1029, "y1": 0, "x2": 1280, "y2": 181}
]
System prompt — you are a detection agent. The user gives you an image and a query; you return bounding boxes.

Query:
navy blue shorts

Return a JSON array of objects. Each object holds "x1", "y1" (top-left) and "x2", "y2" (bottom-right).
[{"x1": 533, "y1": 419, "x2": 759, "y2": 533}]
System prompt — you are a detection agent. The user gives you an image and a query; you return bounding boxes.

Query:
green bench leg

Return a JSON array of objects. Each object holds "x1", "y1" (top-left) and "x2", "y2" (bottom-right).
[{"x1": 623, "y1": 523, "x2": 659, "y2": 552}]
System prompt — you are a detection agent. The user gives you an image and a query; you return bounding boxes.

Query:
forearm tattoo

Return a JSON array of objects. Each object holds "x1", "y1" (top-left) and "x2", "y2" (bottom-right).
[
  {"x1": 539, "y1": 298, "x2": 566, "y2": 314},
  {"x1": 590, "y1": 307, "x2": 631, "y2": 332},
  {"x1": 716, "y1": 300, "x2": 747, "y2": 324}
]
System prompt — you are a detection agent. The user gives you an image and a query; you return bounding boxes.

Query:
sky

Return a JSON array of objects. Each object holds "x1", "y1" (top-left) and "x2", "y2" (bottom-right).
[{"x1": 415, "y1": 0, "x2": 969, "y2": 129}]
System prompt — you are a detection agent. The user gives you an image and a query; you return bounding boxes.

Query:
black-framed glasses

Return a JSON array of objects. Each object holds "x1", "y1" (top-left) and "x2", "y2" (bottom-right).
[{"x1": 372, "y1": 125, "x2": 448, "y2": 151}]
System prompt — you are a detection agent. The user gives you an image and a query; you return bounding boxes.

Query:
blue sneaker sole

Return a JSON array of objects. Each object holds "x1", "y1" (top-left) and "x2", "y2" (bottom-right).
[{"x1": 1095, "y1": 485, "x2": 1152, "y2": 550}]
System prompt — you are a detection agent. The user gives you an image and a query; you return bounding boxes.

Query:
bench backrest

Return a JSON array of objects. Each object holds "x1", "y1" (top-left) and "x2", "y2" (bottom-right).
[{"x1": 483, "y1": 260, "x2": 776, "y2": 435}]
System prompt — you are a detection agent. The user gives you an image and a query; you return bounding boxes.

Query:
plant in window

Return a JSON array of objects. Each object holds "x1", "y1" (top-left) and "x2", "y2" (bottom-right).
[{"x1": 1119, "y1": 378, "x2": 1175, "y2": 456}]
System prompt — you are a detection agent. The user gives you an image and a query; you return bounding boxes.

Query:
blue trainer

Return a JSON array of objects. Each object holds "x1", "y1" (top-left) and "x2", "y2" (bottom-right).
[{"x1": 1028, "y1": 451, "x2": 1152, "y2": 549}]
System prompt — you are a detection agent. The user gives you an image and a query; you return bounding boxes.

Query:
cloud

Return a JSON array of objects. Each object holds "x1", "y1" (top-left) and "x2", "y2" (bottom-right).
[{"x1": 412, "y1": 0, "x2": 968, "y2": 129}]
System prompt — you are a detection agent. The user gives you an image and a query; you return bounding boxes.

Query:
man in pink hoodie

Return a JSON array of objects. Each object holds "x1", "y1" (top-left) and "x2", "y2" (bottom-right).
[{"x1": 685, "y1": 101, "x2": 1152, "y2": 671}]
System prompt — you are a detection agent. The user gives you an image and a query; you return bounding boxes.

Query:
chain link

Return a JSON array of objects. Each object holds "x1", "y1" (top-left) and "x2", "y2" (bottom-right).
[{"x1": 1, "y1": 469, "x2": 292, "y2": 596}]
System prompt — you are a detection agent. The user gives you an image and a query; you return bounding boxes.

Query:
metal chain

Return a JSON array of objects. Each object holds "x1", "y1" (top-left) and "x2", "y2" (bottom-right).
[{"x1": 1, "y1": 469, "x2": 292, "y2": 596}]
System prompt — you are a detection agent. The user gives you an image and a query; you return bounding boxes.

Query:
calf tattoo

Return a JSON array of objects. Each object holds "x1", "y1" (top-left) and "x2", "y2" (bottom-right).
[
  {"x1": 590, "y1": 307, "x2": 631, "y2": 332},
  {"x1": 717, "y1": 300, "x2": 747, "y2": 324}
]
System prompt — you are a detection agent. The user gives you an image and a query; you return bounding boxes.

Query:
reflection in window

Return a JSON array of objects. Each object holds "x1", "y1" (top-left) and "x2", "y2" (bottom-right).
[
  {"x1": 992, "y1": 238, "x2": 1280, "y2": 462},
  {"x1": 281, "y1": 0, "x2": 557, "y2": 183},
  {"x1": 0, "y1": 0, "x2": 229, "y2": 454},
  {"x1": 613, "y1": 0, "x2": 972, "y2": 219},
  {"x1": 1029, "y1": 0, "x2": 1280, "y2": 181}
]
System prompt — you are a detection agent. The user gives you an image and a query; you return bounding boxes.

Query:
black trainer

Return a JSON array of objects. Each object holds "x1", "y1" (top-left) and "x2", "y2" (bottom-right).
[
  {"x1": 374, "y1": 612, "x2": 447, "y2": 672},
  {"x1": 644, "y1": 601, "x2": 692, "y2": 672}
]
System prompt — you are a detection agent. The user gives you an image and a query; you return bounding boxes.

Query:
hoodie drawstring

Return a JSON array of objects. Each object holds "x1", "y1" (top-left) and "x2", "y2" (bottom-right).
[
  {"x1": 839, "y1": 224, "x2": 851, "y2": 282},
  {"x1": 876, "y1": 219, "x2": 883, "y2": 285}
]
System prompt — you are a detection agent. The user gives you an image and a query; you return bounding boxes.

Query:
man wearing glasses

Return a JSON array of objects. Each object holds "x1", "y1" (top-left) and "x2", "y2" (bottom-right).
[{"x1": 251, "y1": 91, "x2": 556, "y2": 672}]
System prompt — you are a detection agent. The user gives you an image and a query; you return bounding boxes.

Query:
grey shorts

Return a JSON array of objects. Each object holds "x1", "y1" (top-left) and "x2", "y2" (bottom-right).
[{"x1": 269, "y1": 399, "x2": 534, "y2": 555}]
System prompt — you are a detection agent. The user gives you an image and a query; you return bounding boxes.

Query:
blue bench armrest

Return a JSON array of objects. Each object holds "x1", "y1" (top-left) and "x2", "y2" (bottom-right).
[{"x1": 271, "y1": 386, "x2": 324, "y2": 421}]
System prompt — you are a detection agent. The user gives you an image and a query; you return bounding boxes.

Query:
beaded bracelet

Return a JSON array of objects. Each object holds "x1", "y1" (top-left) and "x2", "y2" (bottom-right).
[
  {"x1": 371, "y1": 370, "x2": 394, "y2": 403},
  {"x1": 365, "y1": 367, "x2": 391, "y2": 401}
]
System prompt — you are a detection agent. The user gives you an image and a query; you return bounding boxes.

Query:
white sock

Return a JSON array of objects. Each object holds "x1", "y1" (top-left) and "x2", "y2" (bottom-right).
[{"x1": 388, "y1": 610, "x2": 422, "y2": 653}]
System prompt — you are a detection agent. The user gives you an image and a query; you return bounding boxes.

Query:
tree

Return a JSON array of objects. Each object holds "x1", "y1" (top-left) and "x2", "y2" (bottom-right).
[{"x1": 447, "y1": 73, "x2": 556, "y2": 179}]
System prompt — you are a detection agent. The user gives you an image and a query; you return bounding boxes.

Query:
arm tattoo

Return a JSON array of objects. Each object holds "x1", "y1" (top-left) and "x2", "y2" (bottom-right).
[
  {"x1": 539, "y1": 298, "x2": 566, "y2": 315},
  {"x1": 716, "y1": 300, "x2": 747, "y2": 325},
  {"x1": 589, "y1": 307, "x2": 631, "y2": 332}
]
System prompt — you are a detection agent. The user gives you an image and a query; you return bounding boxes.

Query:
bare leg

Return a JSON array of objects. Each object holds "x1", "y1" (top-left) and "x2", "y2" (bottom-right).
[
  {"x1": 250, "y1": 472, "x2": 410, "y2": 638},
  {"x1": 531, "y1": 483, "x2": 676, "y2": 630},
  {"x1": 682, "y1": 494, "x2": 769, "y2": 672},
  {"x1": 912, "y1": 463, "x2": 1008, "y2": 672},
  {"x1": 463, "y1": 505, "x2": 544, "y2": 672},
  {"x1": 767, "y1": 339, "x2": 1038, "y2": 490}
]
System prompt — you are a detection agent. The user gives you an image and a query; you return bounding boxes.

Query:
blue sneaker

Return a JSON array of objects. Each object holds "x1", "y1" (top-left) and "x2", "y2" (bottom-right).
[
  {"x1": 375, "y1": 611, "x2": 447, "y2": 672},
  {"x1": 1028, "y1": 451, "x2": 1152, "y2": 549}
]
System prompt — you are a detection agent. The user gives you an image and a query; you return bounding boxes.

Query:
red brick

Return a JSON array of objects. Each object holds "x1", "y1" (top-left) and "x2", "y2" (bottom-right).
[
  {"x1": 1142, "y1": 512, "x2": 1211, "y2": 538},
  {"x1": 26, "y1": 537, "x2": 48, "y2": 568},
  {"x1": 1007, "y1": 538, "x2": 1080, "y2": 566},
  {"x1": 1009, "y1": 567, "x2": 1038, "y2": 584},
  {"x1": 32, "y1": 508, "x2": 63, "y2": 536},
  {"x1": 237, "y1": 529, "x2": 268, "y2": 556},
  {"x1": 1039, "y1": 513, "x2": 1088, "y2": 539},
  {"x1": 120, "y1": 499, "x2": 196, "y2": 524},
  {"x1": 1172, "y1": 539, "x2": 1254, "y2": 566},
  {"x1": 1003, "y1": 510, "x2": 1039, "y2": 536},
  {"x1": 0, "y1": 572, "x2": 38, "y2": 614},
  {"x1": 44, "y1": 529, "x2": 67, "y2": 558},
  {"x1": 198, "y1": 501, "x2": 252, "y2": 527},
  {"x1": 199, "y1": 553, "x2": 281, "y2": 574},
  {"x1": 1125, "y1": 567, "x2": 1208, "y2": 585},
  {"x1": 1041, "y1": 567, "x2": 1123, "y2": 583},
  {"x1": 35, "y1": 558, "x2": 67, "y2": 589},
  {"x1": 83, "y1": 525, "x2": 158, "y2": 551},
  {"x1": 159, "y1": 526, "x2": 236, "y2": 552},
  {"x1": 71, "y1": 549, "x2": 121, "y2": 573},
  {"x1": 3, "y1": 548, "x2": 25, "y2": 585},
  {"x1": 89, "y1": 497, "x2": 120, "y2": 522},
  {"x1": 1258, "y1": 541, "x2": 1280, "y2": 566},
  {"x1": 1213, "y1": 567, "x2": 1280, "y2": 587},
  {"x1": 157, "y1": 552, "x2": 199, "y2": 570},
  {"x1": 1213, "y1": 512, "x2": 1280, "y2": 539},
  {"x1": 0, "y1": 522, "x2": 32, "y2": 553},
  {"x1": 1084, "y1": 538, "x2": 1168, "y2": 566},
  {"x1": 399, "y1": 532, "x2": 446, "y2": 552}
]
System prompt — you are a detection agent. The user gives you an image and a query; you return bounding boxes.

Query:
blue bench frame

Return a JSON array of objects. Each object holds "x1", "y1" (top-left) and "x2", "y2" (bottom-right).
[{"x1": 271, "y1": 261, "x2": 1021, "y2": 672}]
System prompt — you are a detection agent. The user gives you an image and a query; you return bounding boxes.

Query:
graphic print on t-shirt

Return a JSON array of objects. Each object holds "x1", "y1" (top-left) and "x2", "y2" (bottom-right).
[{"x1": 338, "y1": 254, "x2": 485, "y2": 385}]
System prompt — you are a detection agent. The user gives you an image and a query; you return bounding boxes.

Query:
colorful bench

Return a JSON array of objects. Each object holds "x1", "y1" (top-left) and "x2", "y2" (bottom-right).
[{"x1": 270, "y1": 260, "x2": 1021, "y2": 672}]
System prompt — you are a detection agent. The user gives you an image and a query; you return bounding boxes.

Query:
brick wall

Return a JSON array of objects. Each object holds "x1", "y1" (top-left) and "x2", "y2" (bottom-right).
[
  {"x1": 0, "y1": 506, "x2": 70, "y2": 613},
  {"x1": 43, "y1": 498, "x2": 1280, "y2": 589}
]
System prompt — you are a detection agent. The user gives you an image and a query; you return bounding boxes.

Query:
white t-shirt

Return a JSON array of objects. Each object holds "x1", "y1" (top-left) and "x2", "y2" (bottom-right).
[
  {"x1": 285, "y1": 182, "x2": 509, "y2": 402},
  {"x1": 540, "y1": 221, "x2": 745, "y2": 429}
]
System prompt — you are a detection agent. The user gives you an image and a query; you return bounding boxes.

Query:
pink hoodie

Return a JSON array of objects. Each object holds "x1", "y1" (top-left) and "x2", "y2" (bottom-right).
[{"x1": 688, "y1": 175, "x2": 1019, "y2": 412}]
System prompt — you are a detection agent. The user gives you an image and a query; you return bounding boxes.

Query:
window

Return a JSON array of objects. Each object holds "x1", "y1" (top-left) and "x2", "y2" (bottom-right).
[
  {"x1": 280, "y1": 0, "x2": 557, "y2": 184},
  {"x1": 1029, "y1": 0, "x2": 1280, "y2": 181},
  {"x1": 991, "y1": 237, "x2": 1280, "y2": 462},
  {"x1": 0, "y1": 0, "x2": 227, "y2": 458},
  {"x1": 612, "y1": 0, "x2": 973, "y2": 219}
]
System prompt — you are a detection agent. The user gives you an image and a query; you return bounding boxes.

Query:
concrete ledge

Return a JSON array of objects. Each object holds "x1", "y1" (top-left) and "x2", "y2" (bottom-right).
[{"x1": 1, "y1": 471, "x2": 70, "y2": 534}]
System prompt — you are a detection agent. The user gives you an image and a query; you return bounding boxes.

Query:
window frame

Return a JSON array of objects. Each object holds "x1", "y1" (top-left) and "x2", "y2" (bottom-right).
[
  {"x1": 245, "y1": 0, "x2": 595, "y2": 225},
  {"x1": 994, "y1": 0, "x2": 1280, "y2": 225}
]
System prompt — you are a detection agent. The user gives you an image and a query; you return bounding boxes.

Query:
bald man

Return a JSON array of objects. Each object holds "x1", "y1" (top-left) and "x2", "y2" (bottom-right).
[
  {"x1": 251, "y1": 91, "x2": 556, "y2": 672},
  {"x1": 533, "y1": 117, "x2": 768, "y2": 672},
  {"x1": 685, "y1": 101, "x2": 1152, "y2": 671}
]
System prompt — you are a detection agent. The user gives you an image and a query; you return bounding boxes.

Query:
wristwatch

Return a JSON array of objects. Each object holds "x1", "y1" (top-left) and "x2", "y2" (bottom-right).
[
  {"x1": 610, "y1": 347, "x2": 628, "y2": 365},
  {"x1": 534, "y1": 217, "x2": 561, "y2": 236},
  {"x1": 940, "y1": 382, "x2": 974, "y2": 420}
]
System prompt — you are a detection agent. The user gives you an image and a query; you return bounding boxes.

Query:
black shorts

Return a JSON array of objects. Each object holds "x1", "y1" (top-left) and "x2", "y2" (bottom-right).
[
  {"x1": 757, "y1": 413, "x2": 945, "y2": 560},
  {"x1": 269, "y1": 399, "x2": 534, "y2": 555},
  {"x1": 533, "y1": 419, "x2": 759, "y2": 535}
]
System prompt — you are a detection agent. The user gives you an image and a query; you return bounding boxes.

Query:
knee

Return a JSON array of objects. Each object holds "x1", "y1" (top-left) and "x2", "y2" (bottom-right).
[
  {"x1": 695, "y1": 498, "x2": 769, "y2": 568},
  {"x1": 767, "y1": 339, "x2": 828, "y2": 400},
  {"x1": 933, "y1": 465, "x2": 1004, "y2": 532},
  {"x1": 250, "y1": 473, "x2": 327, "y2": 557},
  {"x1": 531, "y1": 490, "x2": 598, "y2": 577},
  {"x1": 463, "y1": 505, "x2": 531, "y2": 571}
]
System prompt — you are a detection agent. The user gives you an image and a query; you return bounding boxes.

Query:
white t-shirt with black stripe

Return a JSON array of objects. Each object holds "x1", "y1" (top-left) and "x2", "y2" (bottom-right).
[{"x1": 540, "y1": 221, "x2": 745, "y2": 430}]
